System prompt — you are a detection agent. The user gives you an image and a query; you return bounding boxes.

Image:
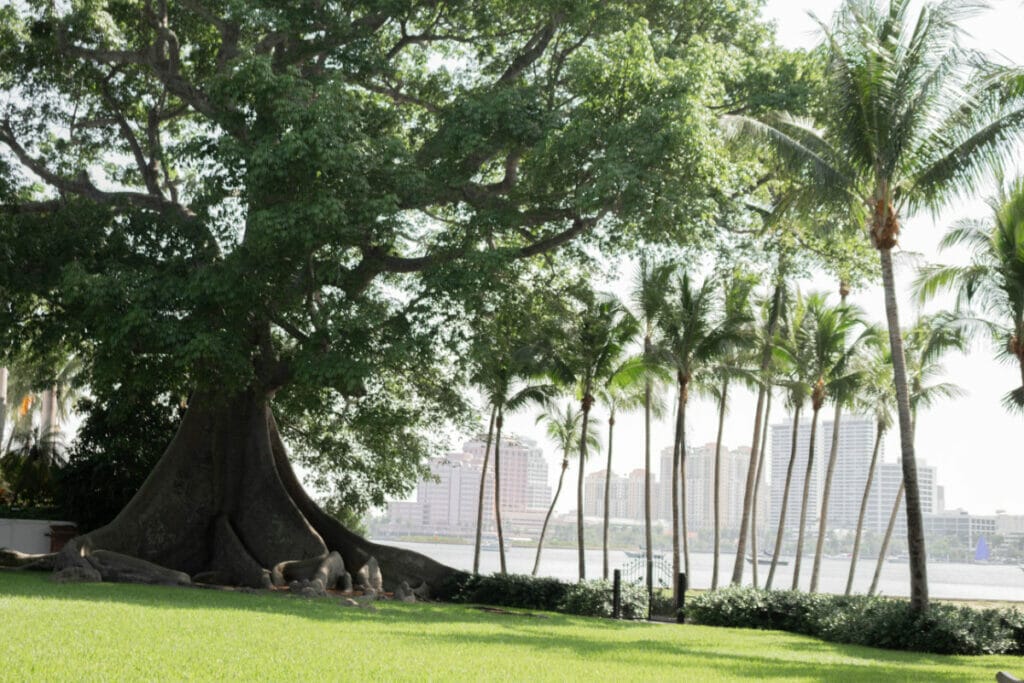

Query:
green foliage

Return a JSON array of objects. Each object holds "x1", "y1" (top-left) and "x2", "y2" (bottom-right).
[
  {"x1": 57, "y1": 393, "x2": 182, "y2": 532},
  {"x1": 688, "y1": 586, "x2": 1024, "y2": 656},
  {"x1": 444, "y1": 572, "x2": 647, "y2": 620}
]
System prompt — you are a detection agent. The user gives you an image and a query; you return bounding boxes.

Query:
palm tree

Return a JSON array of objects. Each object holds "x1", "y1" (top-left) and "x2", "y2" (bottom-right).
[
  {"x1": 869, "y1": 314, "x2": 965, "y2": 594},
  {"x1": 472, "y1": 405, "x2": 497, "y2": 575},
  {"x1": 806, "y1": 309, "x2": 880, "y2": 593},
  {"x1": 532, "y1": 402, "x2": 600, "y2": 576},
  {"x1": 597, "y1": 359, "x2": 649, "y2": 579},
  {"x1": 732, "y1": 255, "x2": 788, "y2": 585},
  {"x1": 789, "y1": 294, "x2": 866, "y2": 591},
  {"x1": 658, "y1": 273, "x2": 748, "y2": 606},
  {"x1": 845, "y1": 346, "x2": 894, "y2": 595},
  {"x1": 749, "y1": 381, "x2": 773, "y2": 588},
  {"x1": 766, "y1": 292, "x2": 814, "y2": 590},
  {"x1": 916, "y1": 175, "x2": 1024, "y2": 414},
  {"x1": 630, "y1": 256, "x2": 675, "y2": 596},
  {"x1": 555, "y1": 293, "x2": 639, "y2": 581},
  {"x1": 704, "y1": 276, "x2": 755, "y2": 589},
  {"x1": 726, "y1": 0, "x2": 1024, "y2": 611}
]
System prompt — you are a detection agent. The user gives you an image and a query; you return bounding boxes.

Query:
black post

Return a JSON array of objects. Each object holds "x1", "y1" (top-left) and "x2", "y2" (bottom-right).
[
  {"x1": 676, "y1": 572, "x2": 687, "y2": 624},
  {"x1": 612, "y1": 569, "x2": 622, "y2": 619},
  {"x1": 646, "y1": 560, "x2": 653, "y2": 621}
]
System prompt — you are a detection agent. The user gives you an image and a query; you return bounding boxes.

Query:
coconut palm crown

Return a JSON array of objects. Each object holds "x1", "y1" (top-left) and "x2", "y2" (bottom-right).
[{"x1": 723, "y1": 0, "x2": 1024, "y2": 612}]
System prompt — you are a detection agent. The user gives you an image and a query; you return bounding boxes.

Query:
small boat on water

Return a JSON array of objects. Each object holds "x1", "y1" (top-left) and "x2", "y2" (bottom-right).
[
  {"x1": 747, "y1": 553, "x2": 787, "y2": 566},
  {"x1": 625, "y1": 549, "x2": 666, "y2": 559}
]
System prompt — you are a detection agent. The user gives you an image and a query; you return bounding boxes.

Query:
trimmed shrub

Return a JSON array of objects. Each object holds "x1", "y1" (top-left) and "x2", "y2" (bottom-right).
[
  {"x1": 688, "y1": 586, "x2": 1024, "y2": 656},
  {"x1": 444, "y1": 572, "x2": 647, "y2": 619}
]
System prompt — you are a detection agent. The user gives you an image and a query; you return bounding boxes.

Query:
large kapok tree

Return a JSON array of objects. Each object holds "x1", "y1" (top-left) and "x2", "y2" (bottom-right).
[{"x1": 0, "y1": 0, "x2": 760, "y2": 591}]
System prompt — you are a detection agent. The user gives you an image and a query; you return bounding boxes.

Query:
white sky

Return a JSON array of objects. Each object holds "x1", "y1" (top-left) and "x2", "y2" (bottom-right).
[{"x1": 499, "y1": 0, "x2": 1024, "y2": 517}]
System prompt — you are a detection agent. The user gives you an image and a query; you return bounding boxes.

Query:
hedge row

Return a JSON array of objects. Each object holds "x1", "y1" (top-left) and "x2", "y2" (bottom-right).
[
  {"x1": 440, "y1": 572, "x2": 648, "y2": 619},
  {"x1": 687, "y1": 586, "x2": 1024, "y2": 656}
]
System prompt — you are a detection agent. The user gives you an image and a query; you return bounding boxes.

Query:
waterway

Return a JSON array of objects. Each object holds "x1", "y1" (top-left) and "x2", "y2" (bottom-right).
[{"x1": 384, "y1": 540, "x2": 1024, "y2": 602}]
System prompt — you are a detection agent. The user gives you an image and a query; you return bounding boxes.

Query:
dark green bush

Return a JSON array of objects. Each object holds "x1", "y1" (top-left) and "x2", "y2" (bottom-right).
[
  {"x1": 688, "y1": 586, "x2": 1024, "y2": 656},
  {"x1": 444, "y1": 572, "x2": 647, "y2": 619}
]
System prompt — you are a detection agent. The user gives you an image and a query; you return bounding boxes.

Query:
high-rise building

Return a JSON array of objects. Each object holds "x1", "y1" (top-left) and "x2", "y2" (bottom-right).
[
  {"x1": 769, "y1": 415, "x2": 867, "y2": 532},
  {"x1": 681, "y1": 442, "x2": 751, "y2": 530},
  {"x1": 768, "y1": 414, "x2": 938, "y2": 535},
  {"x1": 386, "y1": 434, "x2": 551, "y2": 535}
]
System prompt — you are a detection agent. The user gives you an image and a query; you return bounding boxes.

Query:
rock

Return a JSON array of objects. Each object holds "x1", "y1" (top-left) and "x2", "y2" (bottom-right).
[
  {"x1": 394, "y1": 580, "x2": 412, "y2": 601},
  {"x1": 366, "y1": 556, "x2": 383, "y2": 592},
  {"x1": 363, "y1": 587, "x2": 377, "y2": 600},
  {"x1": 52, "y1": 565, "x2": 102, "y2": 583},
  {"x1": 341, "y1": 571, "x2": 353, "y2": 592},
  {"x1": 401, "y1": 593, "x2": 415, "y2": 604},
  {"x1": 340, "y1": 597, "x2": 359, "y2": 607}
]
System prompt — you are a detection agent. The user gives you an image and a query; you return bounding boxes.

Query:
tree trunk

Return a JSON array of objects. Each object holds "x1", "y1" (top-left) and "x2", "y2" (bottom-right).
[
  {"x1": 671, "y1": 380, "x2": 684, "y2": 610},
  {"x1": 810, "y1": 401, "x2": 843, "y2": 592},
  {"x1": 643, "y1": 359, "x2": 654, "y2": 599},
  {"x1": 494, "y1": 409, "x2": 508, "y2": 575},
  {"x1": 879, "y1": 247, "x2": 929, "y2": 611},
  {"x1": 680, "y1": 390, "x2": 691, "y2": 582},
  {"x1": 751, "y1": 389, "x2": 772, "y2": 588},
  {"x1": 473, "y1": 405, "x2": 497, "y2": 574},
  {"x1": 603, "y1": 412, "x2": 615, "y2": 580},
  {"x1": 846, "y1": 422, "x2": 884, "y2": 595},
  {"x1": 870, "y1": 481, "x2": 905, "y2": 596},
  {"x1": 0, "y1": 366, "x2": 7, "y2": 447},
  {"x1": 792, "y1": 405, "x2": 820, "y2": 590},
  {"x1": 578, "y1": 387, "x2": 594, "y2": 581},
  {"x1": 533, "y1": 458, "x2": 568, "y2": 576},
  {"x1": 732, "y1": 277, "x2": 783, "y2": 585},
  {"x1": 767, "y1": 405, "x2": 801, "y2": 589},
  {"x1": 712, "y1": 378, "x2": 728, "y2": 590},
  {"x1": 62, "y1": 390, "x2": 459, "y2": 592}
]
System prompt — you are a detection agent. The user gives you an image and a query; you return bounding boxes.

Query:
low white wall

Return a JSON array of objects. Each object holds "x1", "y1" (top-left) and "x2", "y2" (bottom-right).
[{"x1": 0, "y1": 519, "x2": 75, "y2": 554}]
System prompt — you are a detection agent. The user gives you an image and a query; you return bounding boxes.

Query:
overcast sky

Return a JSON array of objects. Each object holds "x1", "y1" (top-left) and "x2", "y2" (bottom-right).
[{"x1": 498, "y1": 0, "x2": 1024, "y2": 518}]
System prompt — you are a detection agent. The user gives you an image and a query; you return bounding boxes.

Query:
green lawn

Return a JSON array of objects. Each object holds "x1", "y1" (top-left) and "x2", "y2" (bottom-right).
[{"x1": 0, "y1": 571, "x2": 1019, "y2": 681}]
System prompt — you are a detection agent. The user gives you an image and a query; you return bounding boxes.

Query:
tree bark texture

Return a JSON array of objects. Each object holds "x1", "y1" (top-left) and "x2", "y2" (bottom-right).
[
  {"x1": 767, "y1": 405, "x2": 801, "y2": 589},
  {"x1": 731, "y1": 278, "x2": 783, "y2": 585},
  {"x1": 810, "y1": 402, "x2": 843, "y2": 592},
  {"x1": 846, "y1": 422, "x2": 884, "y2": 595},
  {"x1": 578, "y1": 389, "x2": 594, "y2": 581},
  {"x1": 671, "y1": 383, "x2": 684, "y2": 610},
  {"x1": 750, "y1": 389, "x2": 772, "y2": 588},
  {"x1": 712, "y1": 378, "x2": 728, "y2": 590},
  {"x1": 533, "y1": 458, "x2": 568, "y2": 576},
  {"x1": 870, "y1": 481, "x2": 905, "y2": 596},
  {"x1": 643, "y1": 371, "x2": 654, "y2": 595},
  {"x1": 494, "y1": 409, "x2": 508, "y2": 575},
  {"x1": 602, "y1": 413, "x2": 615, "y2": 580},
  {"x1": 66, "y1": 390, "x2": 459, "y2": 592},
  {"x1": 473, "y1": 405, "x2": 497, "y2": 574},
  {"x1": 879, "y1": 247, "x2": 929, "y2": 611},
  {"x1": 792, "y1": 405, "x2": 820, "y2": 590}
]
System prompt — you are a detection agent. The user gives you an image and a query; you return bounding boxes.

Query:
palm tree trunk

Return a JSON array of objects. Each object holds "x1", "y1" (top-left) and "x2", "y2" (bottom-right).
[
  {"x1": 712, "y1": 378, "x2": 728, "y2": 590},
  {"x1": 603, "y1": 411, "x2": 615, "y2": 579},
  {"x1": 846, "y1": 422, "x2": 884, "y2": 595},
  {"x1": 494, "y1": 408, "x2": 508, "y2": 575},
  {"x1": 751, "y1": 389, "x2": 772, "y2": 588},
  {"x1": 767, "y1": 405, "x2": 801, "y2": 589},
  {"x1": 810, "y1": 401, "x2": 843, "y2": 592},
  {"x1": 879, "y1": 247, "x2": 929, "y2": 612},
  {"x1": 792, "y1": 404, "x2": 820, "y2": 590},
  {"x1": 0, "y1": 366, "x2": 7, "y2": 447},
  {"x1": 644, "y1": 363, "x2": 654, "y2": 599},
  {"x1": 473, "y1": 405, "x2": 497, "y2": 574},
  {"x1": 578, "y1": 386, "x2": 594, "y2": 581},
  {"x1": 732, "y1": 276, "x2": 784, "y2": 585},
  {"x1": 671, "y1": 379, "x2": 684, "y2": 609},
  {"x1": 869, "y1": 481, "x2": 904, "y2": 596},
  {"x1": 681, "y1": 392, "x2": 691, "y2": 582},
  {"x1": 533, "y1": 458, "x2": 569, "y2": 576}
]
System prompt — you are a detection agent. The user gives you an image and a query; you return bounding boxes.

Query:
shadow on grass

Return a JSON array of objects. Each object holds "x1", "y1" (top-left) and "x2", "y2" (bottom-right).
[{"x1": 0, "y1": 569, "x2": 1002, "y2": 681}]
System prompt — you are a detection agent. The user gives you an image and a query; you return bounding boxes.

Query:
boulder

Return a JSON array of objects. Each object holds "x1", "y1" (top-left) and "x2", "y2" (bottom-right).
[
  {"x1": 366, "y1": 556, "x2": 383, "y2": 592},
  {"x1": 52, "y1": 565, "x2": 102, "y2": 583}
]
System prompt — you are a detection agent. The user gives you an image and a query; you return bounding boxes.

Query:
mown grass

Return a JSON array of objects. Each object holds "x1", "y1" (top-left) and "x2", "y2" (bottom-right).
[{"x1": 0, "y1": 570, "x2": 1020, "y2": 681}]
